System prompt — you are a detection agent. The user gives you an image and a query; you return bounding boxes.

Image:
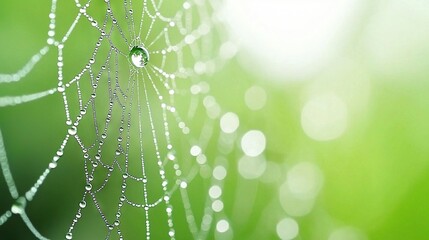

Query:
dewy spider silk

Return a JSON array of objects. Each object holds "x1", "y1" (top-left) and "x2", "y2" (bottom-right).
[{"x1": 129, "y1": 46, "x2": 150, "y2": 68}]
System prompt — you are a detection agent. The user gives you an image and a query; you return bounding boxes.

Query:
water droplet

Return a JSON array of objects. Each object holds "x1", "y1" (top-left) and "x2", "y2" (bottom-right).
[
  {"x1": 11, "y1": 197, "x2": 26, "y2": 214},
  {"x1": 66, "y1": 233, "x2": 73, "y2": 239},
  {"x1": 115, "y1": 149, "x2": 121, "y2": 156},
  {"x1": 49, "y1": 162, "x2": 57, "y2": 169},
  {"x1": 79, "y1": 200, "x2": 87, "y2": 208},
  {"x1": 57, "y1": 85, "x2": 65, "y2": 93},
  {"x1": 167, "y1": 151, "x2": 176, "y2": 160},
  {"x1": 129, "y1": 46, "x2": 149, "y2": 68},
  {"x1": 57, "y1": 150, "x2": 64, "y2": 156},
  {"x1": 85, "y1": 183, "x2": 92, "y2": 191},
  {"x1": 68, "y1": 126, "x2": 77, "y2": 136},
  {"x1": 92, "y1": 161, "x2": 98, "y2": 168}
]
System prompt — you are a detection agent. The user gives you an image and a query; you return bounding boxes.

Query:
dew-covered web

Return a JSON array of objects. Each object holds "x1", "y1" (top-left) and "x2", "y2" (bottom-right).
[{"x1": 0, "y1": 0, "x2": 237, "y2": 239}]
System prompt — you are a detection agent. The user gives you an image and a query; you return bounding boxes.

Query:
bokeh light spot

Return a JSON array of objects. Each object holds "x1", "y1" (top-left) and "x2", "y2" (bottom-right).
[
  {"x1": 213, "y1": 165, "x2": 227, "y2": 180},
  {"x1": 190, "y1": 145, "x2": 202, "y2": 156},
  {"x1": 220, "y1": 112, "x2": 240, "y2": 133},
  {"x1": 241, "y1": 130, "x2": 266, "y2": 157},
  {"x1": 238, "y1": 155, "x2": 266, "y2": 179},
  {"x1": 216, "y1": 219, "x2": 230, "y2": 233},
  {"x1": 286, "y1": 162, "x2": 323, "y2": 200},
  {"x1": 276, "y1": 217, "x2": 299, "y2": 240},
  {"x1": 301, "y1": 93, "x2": 348, "y2": 141},
  {"x1": 244, "y1": 86, "x2": 267, "y2": 111},
  {"x1": 279, "y1": 181, "x2": 315, "y2": 217},
  {"x1": 209, "y1": 185, "x2": 222, "y2": 199}
]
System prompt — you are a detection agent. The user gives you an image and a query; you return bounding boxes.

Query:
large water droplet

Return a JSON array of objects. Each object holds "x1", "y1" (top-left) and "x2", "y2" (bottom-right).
[
  {"x1": 11, "y1": 197, "x2": 26, "y2": 215},
  {"x1": 79, "y1": 200, "x2": 87, "y2": 208},
  {"x1": 129, "y1": 46, "x2": 149, "y2": 68},
  {"x1": 68, "y1": 126, "x2": 77, "y2": 136},
  {"x1": 85, "y1": 183, "x2": 92, "y2": 191},
  {"x1": 66, "y1": 233, "x2": 73, "y2": 239}
]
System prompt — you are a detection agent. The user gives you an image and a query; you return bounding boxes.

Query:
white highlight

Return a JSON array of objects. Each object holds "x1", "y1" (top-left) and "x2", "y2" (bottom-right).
[
  {"x1": 212, "y1": 200, "x2": 224, "y2": 212},
  {"x1": 241, "y1": 130, "x2": 266, "y2": 157},
  {"x1": 131, "y1": 53, "x2": 146, "y2": 68},
  {"x1": 209, "y1": 185, "x2": 222, "y2": 199},
  {"x1": 213, "y1": 165, "x2": 227, "y2": 180},
  {"x1": 216, "y1": 219, "x2": 230, "y2": 233},
  {"x1": 223, "y1": 0, "x2": 360, "y2": 80},
  {"x1": 220, "y1": 112, "x2": 239, "y2": 133},
  {"x1": 364, "y1": 0, "x2": 429, "y2": 79},
  {"x1": 190, "y1": 145, "x2": 202, "y2": 156}
]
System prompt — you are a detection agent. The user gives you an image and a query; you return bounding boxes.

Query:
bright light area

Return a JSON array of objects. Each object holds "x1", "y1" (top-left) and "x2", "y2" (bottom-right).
[
  {"x1": 213, "y1": 165, "x2": 227, "y2": 180},
  {"x1": 180, "y1": 181, "x2": 188, "y2": 189},
  {"x1": 222, "y1": 0, "x2": 360, "y2": 80},
  {"x1": 216, "y1": 219, "x2": 230, "y2": 233},
  {"x1": 209, "y1": 185, "x2": 222, "y2": 199},
  {"x1": 241, "y1": 130, "x2": 266, "y2": 157},
  {"x1": 364, "y1": 0, "x2": 429, "y2": 79},
  {"x1": 190, "y1": 145, "x2": 202, "y2": 156},
  {"x1": 301, "y1": 93, "x2": 348, "y2": 141},
  {"x1": 220, "y1": 112, "x2": 240, "y2": 133},
  {"x1": 212, "y1": 199, "x2": 224, "y2": 212}
]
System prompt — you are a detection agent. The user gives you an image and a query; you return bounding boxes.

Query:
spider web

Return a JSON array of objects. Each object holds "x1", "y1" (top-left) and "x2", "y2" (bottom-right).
[{"x1": 0, "y1": 0, "x2": 237, "y2": 239}]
